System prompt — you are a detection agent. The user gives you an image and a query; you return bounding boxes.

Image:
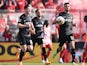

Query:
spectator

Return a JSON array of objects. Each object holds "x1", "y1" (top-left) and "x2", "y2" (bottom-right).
[
  {"x1": 45, "y1": 0, "x2": 57, "y2": 9},
  {"x1": 2, "y1": 25, "x2": 12, "y2": 42},
  {"x1": 30, "y1": 0, "x2": 45, "y2": 9},
  {"x1": 5, "y1": 0, "x2": 15, "y2": 13},
  {"x1": 4, "y1": 0, "x2": 17, "y2": 7},
  {"x1": 16, "y1": 0, "x2": 27, "y2": 12}
]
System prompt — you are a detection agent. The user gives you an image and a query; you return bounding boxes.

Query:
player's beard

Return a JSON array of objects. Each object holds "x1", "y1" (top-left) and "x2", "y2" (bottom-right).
[
  {"x1": 65, "y1": 10, "x2": 69, "y2": 13},
  {"x1": 37, "y1": 15, "x2": 41, "y2": 18}
]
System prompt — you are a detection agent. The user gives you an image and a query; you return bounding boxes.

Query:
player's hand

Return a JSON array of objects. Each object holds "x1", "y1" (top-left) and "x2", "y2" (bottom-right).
[
  {"x1": 25, "y1": 22, "x2": 31, "y2": 27},
  {"x1": 25, "y1": 24, "x2": 30, "y2": 28},
  {"x1": 30, "y1": 28, "x2": 36, "y2": 34}
]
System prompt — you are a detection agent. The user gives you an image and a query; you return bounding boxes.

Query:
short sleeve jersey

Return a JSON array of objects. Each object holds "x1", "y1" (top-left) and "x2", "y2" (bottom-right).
[
  {"x1": 32, "y1": 16, "x2": 45, "y2": 38},
  {"x1": 18, "y1": 14, "x2": 32, "y2": 36},
  {"x1": 58, "y1": 12, "x2": 73, "y2": 35}
]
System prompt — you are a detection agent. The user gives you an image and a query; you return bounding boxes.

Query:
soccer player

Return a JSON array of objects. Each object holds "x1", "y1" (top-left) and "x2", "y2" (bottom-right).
[
  {"x1": 52, "y1": 2, "x2": 76, "y2": 65},
  {"x1": 17, "y1": 5, "x2": 35, "y2": 65},
  {"x1": 31, "y1": 9, "x2": 50, "y2": 65},
  {"x1": 80, "y1": 15, "x2": 87, "y2": 65},
  {"x1": 41, "y1": 20, "x2": 52, "y2": 63}
]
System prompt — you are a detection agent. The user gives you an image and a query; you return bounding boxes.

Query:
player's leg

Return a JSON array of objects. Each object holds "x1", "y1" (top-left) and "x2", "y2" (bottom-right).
[
  {"x1": 17, "y1": 36, "x2": 27, "y2": 65},
  {"x1": 68, "y1": 34, "x2": 76, "y2": 65},
  {"x1": 38, "y1": 38, "x2": 50, "y2": 64},
  {"x1": 59, "y1": 47, "x2": 65, "y2": 63},
  {"x1": 80, "y1": 53, "x2": 86, "y2": 65},
  {"x1": 52, "y1": 43, "x2": 63, "y2": 58},
  {"x1": 41, "y1": 43, "x2": 46, "y2": 63},
  {"x1": 26, "y1": 37, "x2": 35, "y2": 56},
  {"x1": 46, "y1": 44, "x2": 52, "y2": 59},
  {"x1": 52, "y1": 34, "x2": 66, "y2": 58},
  {"x1": 52, "y1": 37, "x2": 65, "y2": 58},
  {"x1": 31, "y1": 35, "x2": 37, "y2": 51},
  {"x1": 18, "y1": 45, "x2": 27, "y2": 65}
]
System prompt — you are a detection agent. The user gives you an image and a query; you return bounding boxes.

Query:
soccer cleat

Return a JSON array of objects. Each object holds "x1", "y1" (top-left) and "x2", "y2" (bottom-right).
[
  {"x1": 52, "y1": 51, "x2": 58, "y2": 58},
  {"x1": 18, "y1": 62, "x2": 23, "y2": 65},
  {"x1": 72, "y1": 62, "x2": 77, "y2": 65},
  {"x1": 45, "y1": 62, "x2": 51, "y2": 65},
  {"x1": 42, "y1": 60, "x2": 45, "y2": 64},
  {"x1": 59, "y1": 58, "x2": 64, "y2": 64},
  {"x1": 80, "y1": 63, "x2": 85, "y2": 65}
]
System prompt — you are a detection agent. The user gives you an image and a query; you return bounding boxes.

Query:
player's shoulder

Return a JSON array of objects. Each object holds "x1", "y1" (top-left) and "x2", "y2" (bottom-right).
[
  {"x1": 32, "y1": 17, "x2": 37, "y2": 19},
  {"x1": 32, "y1": 17, "x2": 37, "y2": 24},
  {"x1": 20, "y1": 14, "x2": 25, "y2": 19}
]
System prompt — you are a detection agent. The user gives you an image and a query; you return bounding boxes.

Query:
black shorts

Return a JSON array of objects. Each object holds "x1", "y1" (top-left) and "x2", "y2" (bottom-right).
[
  {"x1": 18, "y1": 35, "x2": 33, "y2": 45},
  {"x1": 31, "y1": 35, "x2": 43, "y2": 46},
  {"x1": 59, "y1": 34, "x2": 74, "y2": 47}
]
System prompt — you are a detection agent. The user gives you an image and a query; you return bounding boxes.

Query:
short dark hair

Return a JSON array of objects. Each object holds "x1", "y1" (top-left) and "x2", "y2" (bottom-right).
[
  {"x1": 24, "y1": 5, "x2": 29, "y2": 9},
  {"x1": 84, "y1": 15, "x2": 87, "y2": 23},
  {"x1": 24, "y1": 4, "x2": 32, "y2": 9},
  {"x1": 44, "y1": 20, "x2": 49, "y2": 27},
  {"x1": 64, "y1": 2, "x2": 70, "y2": 5}
]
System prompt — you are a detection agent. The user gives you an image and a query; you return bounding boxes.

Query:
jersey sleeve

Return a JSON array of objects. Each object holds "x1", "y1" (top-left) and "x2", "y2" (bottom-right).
[
  {"x1": 18, "y1": 16, "x2": 22, "y2": 23},
  {"x1": 32, "y1": 17, "x2": 35, "y2": 25}
]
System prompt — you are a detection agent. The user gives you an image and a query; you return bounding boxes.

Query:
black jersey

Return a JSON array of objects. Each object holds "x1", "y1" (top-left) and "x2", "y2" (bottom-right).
[
  {"x1": 18, "y1": 14, "x2": 32, "y2": 36},
  {"x1": 32, "y1": 17, "x2": 45, "y2": 38},
  {"x1": 58, "y1": 12, "x2": 73, "y2": 35}
]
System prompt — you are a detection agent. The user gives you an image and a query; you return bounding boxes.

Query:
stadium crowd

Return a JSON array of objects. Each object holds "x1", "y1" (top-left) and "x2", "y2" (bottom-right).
[{"x1": 0, "y1": 0, "x2": 61, "y2": 13}]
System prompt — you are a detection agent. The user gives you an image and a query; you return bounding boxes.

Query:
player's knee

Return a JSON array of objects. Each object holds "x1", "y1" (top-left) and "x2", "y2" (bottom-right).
[
  {"x1": 48, "y1": 48, "x2": 52, "y2": 51},
  {"x1": 42, "y1": 47, "x2": 46, "y2": 54},
  {"x1": 27, "y1": 45, "x2": 33, "y2": 51}
]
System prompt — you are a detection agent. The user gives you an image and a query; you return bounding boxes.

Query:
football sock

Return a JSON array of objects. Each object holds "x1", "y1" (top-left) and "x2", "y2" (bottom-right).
[
  {"x1": 42, "y1": 47, "x2": 47, "y2": 61},
  {"x1": 47, "y1": 48, "x2": 51, "y2": 58},
  {"x1": 71, "y1": 49, "x2": 75, "y2": 62},
  {"x1": 19, "y1": 50, "x2": 24, "y2": 62}
]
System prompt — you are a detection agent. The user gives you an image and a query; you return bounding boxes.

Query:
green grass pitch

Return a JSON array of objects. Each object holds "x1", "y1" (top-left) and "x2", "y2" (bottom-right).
[{"x1": 0, "y1": 63, "x2": 86, "y2": 65}]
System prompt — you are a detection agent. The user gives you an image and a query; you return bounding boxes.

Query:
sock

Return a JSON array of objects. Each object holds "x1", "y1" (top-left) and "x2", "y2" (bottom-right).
[
  {"x1": 46, "y1": 48, "x2": 51, "y2": 58},
  {"x1": 71, "y1": 49, "x2": 75, "y2": 62},
  {"x1": 42, "y1": 47, "x2": 47, "y2": 61},
  {"x1": 19, "y1": 50, "x2": 24, "y2": 62}
]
